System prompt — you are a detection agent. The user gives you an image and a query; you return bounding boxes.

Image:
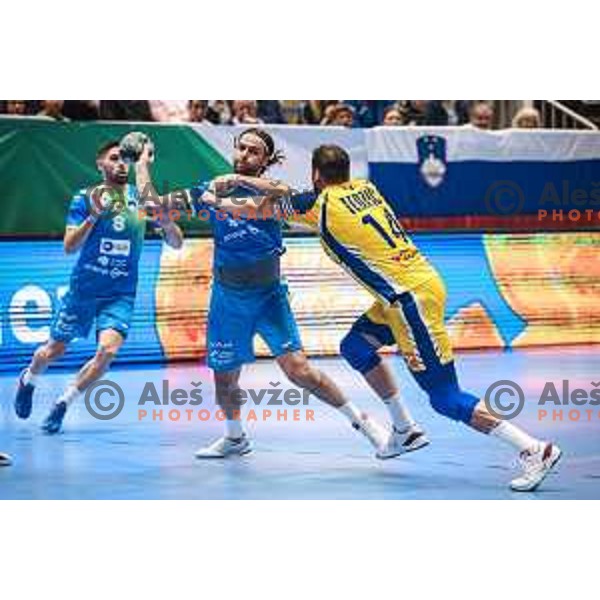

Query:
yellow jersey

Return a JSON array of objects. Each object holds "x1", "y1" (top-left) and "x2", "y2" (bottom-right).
[{"x1": 288, "y1": 179, "x2": 438, "y2": 303}]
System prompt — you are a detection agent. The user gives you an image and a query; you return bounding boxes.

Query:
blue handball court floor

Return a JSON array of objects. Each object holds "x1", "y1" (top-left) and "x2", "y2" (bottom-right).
[{"x1": 1, "y1": 346, "x2": 599, "y2": 499}]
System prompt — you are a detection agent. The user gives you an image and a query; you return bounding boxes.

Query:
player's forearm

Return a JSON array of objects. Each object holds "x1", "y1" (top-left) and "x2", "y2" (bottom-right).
[
  {"x1": 64, "y1": 219, "x2": 95, "y2": 254},
  {"x1": 135, "y1": 162, "x2": 164, "y2": 212},
  {"x1": 202, "y1": 190, "x2": 276, "y2": 219},
  {"x1": 161, "y1": 221, "x2": 184, "y2": 249},
  {"x1": 229, "y1": 175, "x2": 292, "y2": 198},
  {"x1": 135, "y1": 162, "x2": 190, "y2": 214}
]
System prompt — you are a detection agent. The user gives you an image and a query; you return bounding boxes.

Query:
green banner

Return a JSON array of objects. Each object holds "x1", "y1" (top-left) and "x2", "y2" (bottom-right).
[{"x1": 0, "y1": 117, "x2": 231, "y2": 236}]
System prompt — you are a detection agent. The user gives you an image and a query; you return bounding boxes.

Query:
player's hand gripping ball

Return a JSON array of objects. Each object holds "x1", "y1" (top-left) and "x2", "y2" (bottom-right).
[{"x1": 119, "y1": 131, "x2": 154, "y2": 164}]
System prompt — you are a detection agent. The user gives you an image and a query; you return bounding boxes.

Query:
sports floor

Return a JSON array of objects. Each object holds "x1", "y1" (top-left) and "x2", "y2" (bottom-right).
[{"x1": 1, "y1": 346, "x2": 598, "y2": 499}]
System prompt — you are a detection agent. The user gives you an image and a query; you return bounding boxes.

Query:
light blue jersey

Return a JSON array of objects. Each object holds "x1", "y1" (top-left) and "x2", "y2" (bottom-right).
[
  {"x1": 67, "y1": 184, "x2": 147, "y2": 296},
  {"x1": 189, "y1": 181, "x2": 285, "y2": 269},
  {"x1": 189, "y1": 180, "x2": 302, "y2": 371}
]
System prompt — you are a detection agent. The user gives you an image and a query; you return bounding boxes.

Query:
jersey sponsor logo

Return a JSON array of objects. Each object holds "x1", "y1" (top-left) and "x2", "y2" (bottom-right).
[
  {"x1": 100, "y1": 238, "x2": 131, "y2": 257},
  {"x1": 109, "y1": 267, "x2": 129, "y2": 279}
]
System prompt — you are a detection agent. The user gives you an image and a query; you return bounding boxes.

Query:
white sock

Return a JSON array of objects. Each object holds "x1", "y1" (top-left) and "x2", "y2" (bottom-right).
[
  {"x1": 58, "y1": 384, "x2": 81, "y2": 407},
  {"x1": 490, "y1": 421, "x2": 540, "y2": 453},
  {"x1": 225, "y1": 417, "x2": 244, "y2": 439},
  {"x1": 338, "y1": 401, "x2": 363, "y2": 425},
  {"x1": 382, "y1": 392, "x2": 414, "y2": 431},
  {"x1": 23, "y1": 368, "x2": 40, "y2": 387},
  {"x1": 338, "y1": 402, "x2": 387, "y2": 449}
]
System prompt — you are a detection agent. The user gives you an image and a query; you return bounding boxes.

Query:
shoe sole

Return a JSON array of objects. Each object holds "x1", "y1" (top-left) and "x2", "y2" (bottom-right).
[
  {"x1": 195, "y1": 446, "x2": 253, "y2": 459},
  {"x1": 377, "y1": 437, "x2": 430, "y2": 460},
  {"x1": 510, "y1": 447, "x2": 563, "y2": 492}
]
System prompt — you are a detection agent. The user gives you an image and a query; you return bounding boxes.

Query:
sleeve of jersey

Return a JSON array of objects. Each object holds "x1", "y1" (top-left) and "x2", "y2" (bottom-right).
[
  {"x1": 280, "y1": 190, "x2": 320, "y2": 230},
  {"x1": 188, "y1": 181, "x2": 213, "y2": 214},
  {"x1": 66, "y1": 193, "x2": 89, "y2": 227}
]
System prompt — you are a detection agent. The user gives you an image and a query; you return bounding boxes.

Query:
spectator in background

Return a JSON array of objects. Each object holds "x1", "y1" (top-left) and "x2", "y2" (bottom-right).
[
  {"x1": 344, "y1": 101, "x2": 384, "y2": 128},
  {"x1": 468, "y1": 101, "x2": 494, "y2": 130},
  {"x1": 100, "y1": 100, "x2": 153, "y2": 121},
  {"x1": 231, "y1": 100, "x2": 263, "y2": 125},
  {"x1": 3, "y1": 100, "x2": 28, "y2": 116},
  {"x1": 37, "y1": 100, "x2": 69, "y2": 121},
  {"x1": 382, "y1": 105, "x2": 404, "y2": 125},
  {"x1": 206, "y1": 100, "x2": 232, "y2": 124},
  {"x1": 188, "y1": 100, "x2": 210, "y2": 123},
  {"x1": 280, "y1": 100, "x2": 305, "y2": 124},
  {"x1": 257, "y1": 100, "x2": 285, "y2": 124},
  {"x1": 323, "y1": 103, "x2": 354, "y2": 127},
  {"x1": 399, "y1": 100, "x2": 428, "y2": 126},
  {"x1": 303, "y1": 100, "x2": 338, "y2": 125},
  {"x1": 63, "y1": 101, "x2": 100, "y2": 121},
  {"x1": 511, "y1": 106, "x2": 541, "y2": 128},
  {"x1": 425, "y1": 100, "x2": 470, "y2": 126},
  {"x1": 149, "y1": 100, "x2": 188, "y2": 122}
]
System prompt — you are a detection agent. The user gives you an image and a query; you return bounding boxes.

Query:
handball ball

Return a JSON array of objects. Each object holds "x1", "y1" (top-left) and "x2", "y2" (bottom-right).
[{"x1": 119, "y1": 131, "x2": 151, "y2": 164}]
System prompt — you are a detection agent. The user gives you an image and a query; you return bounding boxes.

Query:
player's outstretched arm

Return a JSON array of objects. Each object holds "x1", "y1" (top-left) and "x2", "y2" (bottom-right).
[
  {"x1": 133, "y1": 140, "x2": 192, "y2": 215},
  {"x1": 213, "y1": 174, "x2": 292, "y2": 199},
  {"x1": 200, "y1": 186, "x2": 278, "y2": 220},
  {"x1": 132, "y1": 140, "x2": 185, "y2": 249}
]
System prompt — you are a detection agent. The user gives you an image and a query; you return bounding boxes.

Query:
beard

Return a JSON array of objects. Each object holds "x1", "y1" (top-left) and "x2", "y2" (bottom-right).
[
  {"x1": 111, "y1": 170, "x2": 129, "y2": 184},
  {"x1": 233, "y1": 159, "x2": 263, "y2": 177}
]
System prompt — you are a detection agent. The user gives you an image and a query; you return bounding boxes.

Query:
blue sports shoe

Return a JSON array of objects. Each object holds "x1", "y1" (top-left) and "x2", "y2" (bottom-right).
[
  {"x1": 15, "y1": 369, "x2": 35, "y2": 419},
  {"x1": 41, "y1": 402, "x2": 67, "y2": 435}
]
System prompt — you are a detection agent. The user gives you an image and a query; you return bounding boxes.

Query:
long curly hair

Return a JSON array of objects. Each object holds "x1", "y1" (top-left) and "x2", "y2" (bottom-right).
[{"x1": 235, "y1": 127, "x2": 285, "y2": 173}]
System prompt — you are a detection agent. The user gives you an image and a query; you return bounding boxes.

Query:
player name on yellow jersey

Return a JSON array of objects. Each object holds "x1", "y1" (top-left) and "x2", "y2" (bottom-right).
[{"x1": 292, "y1": 179, "x2": 437, "y2": 302}]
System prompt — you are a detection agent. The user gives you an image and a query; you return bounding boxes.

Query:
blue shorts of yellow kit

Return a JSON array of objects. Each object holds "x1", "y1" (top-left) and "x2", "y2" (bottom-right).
[
  {"x1": 341, "y1": 275, "x2": 480, "y2": 424},
  {"x1": 50, "y1": 290, "x2": 136, "y2": 343},
  {"x1": 207, "y1": 280, "x2": 303, "y2": 372}
]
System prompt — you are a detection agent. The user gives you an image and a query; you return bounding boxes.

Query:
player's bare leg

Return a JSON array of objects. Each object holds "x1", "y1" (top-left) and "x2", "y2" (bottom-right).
[
  {"x1": 195, "y1": 368, "x2": 253, "y2": 458},
  {"x1": 41, "y1": 329, "x2": 124, "y2": 434},
  {"x1": 276, "y1": 350, "x2": 389, "y2": 454},
  {"x1": 15, "y1": 339, "x2": 66, "y2": 419},
  {"x1": 470, "y1": 401, "x2": 562, "y2": 492},
  {"x1": 340, "y1": 326, "x2": 428, "y2": 458}
]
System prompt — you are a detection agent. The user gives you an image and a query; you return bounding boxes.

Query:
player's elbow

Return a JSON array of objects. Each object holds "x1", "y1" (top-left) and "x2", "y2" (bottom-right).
[{"x1": 168, "y1": 236, "x2": 183, "y2": 250}]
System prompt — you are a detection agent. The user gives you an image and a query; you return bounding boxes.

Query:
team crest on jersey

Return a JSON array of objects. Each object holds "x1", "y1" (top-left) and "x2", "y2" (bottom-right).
[{"x1": 416, "y1": 135, "x2": 447, "y2": 188}]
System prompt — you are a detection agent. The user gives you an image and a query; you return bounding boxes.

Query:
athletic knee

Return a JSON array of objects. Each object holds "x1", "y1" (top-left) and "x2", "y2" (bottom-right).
[
  {"x1": 281, "y1": 355, "x2": 317, "y2": 389},
  {"x1": 428, "y1": 385, "x2": 478, "y2": 424},
  {"x1": 92, "y1": 345, "x2": 118, "y2": 370},
  {"x1": 340, "y1": 329, "x2": 381, "y2": 375}
]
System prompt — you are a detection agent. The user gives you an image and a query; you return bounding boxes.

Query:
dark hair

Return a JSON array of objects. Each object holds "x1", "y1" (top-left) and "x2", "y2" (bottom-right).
[
  {"x1": 312, "y1": 145, "x2": 350, "y2": 184},
  {"x1": 188, "y1": 100, "x2": 208, "y2": 109},
  {"x1": 236, "y1": 128, "x2": 284, "y2": 171},
  {"x1": 96, "y1": 139, "x2": 120, "y2": 159},
  {"x1": 383, "y1": 105, "x2": 403, "y2": 121}
]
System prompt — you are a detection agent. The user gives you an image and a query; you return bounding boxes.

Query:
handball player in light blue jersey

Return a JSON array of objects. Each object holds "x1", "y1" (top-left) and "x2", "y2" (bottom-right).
[
  {"x1": 135, "y1": 128, "x2": 394, "y2": 459},
  {"x1": 15, "y1": 138, "x2": 183, "y2": 434}
]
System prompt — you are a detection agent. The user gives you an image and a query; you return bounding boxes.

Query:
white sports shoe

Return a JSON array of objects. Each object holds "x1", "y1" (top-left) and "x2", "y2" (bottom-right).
[
  {"x1": 195, "y1": 435, "x2": 252, "y2": 459},
  {"x1": 352, "y1": 413, "x2": 389, "y2": 455},
  {"x1": 510, "y1": 442, "x2": 562, "y2": 492},
  {"x1": 377, "y1": 425, "x2": 430, "y2": 460}
]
